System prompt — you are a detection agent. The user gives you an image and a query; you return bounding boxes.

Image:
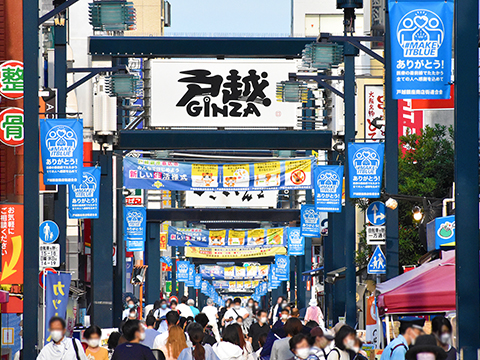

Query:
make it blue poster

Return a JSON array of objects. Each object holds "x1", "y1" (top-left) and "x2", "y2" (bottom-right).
[
  {"x1": 287, "y1": 227, "x2": 305, "y2": 256},
  {"x1": 45, "y1": 272, "x2": 72, "y2": 344},
  {"x1": 194, "y1": 274, "x2": 202, "y2": 289},
  {"x1": 68, "y1": 167, "x2": 101, "y2": 219},
  {"x1": 348, "y1": 143, "x2": 384, "y2": 198},
  {"x1": 275, "y1": 255, "x2": 289, "y2": 281},
  {"x1": 388, "y1": 0, "x2": 453, "y2": 99},
  {"x1": 177, "y1": 261, "x2": 190, "y2": 282},
  {"x1": 314, "y1": 165, "x2": 343, "y2": 212},
  {"x1": 40, "y1": 118, "x2": 83, "y2": 184},
  {"x1": 124, "y1": 206, "x2": 146, "y2": 242},
  {"x1": 126, "y1": 240, "x2": 144, "y2": 252},
  {"x1": 300, "y1": 204, "x2": 321, "y2": 237}
]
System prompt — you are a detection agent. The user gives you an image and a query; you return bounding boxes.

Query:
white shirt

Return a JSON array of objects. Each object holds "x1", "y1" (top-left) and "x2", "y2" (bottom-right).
[
  {"x1": 153, "y1": 329, "x2": 193, "y2": 350},
  {"x1": 37, "y1": 337, "x2": 88, "y2": 360},
  {"x1": 224, "y1": 307, "x2": 248, "y2": 322},
  {"x1": 177, "y1": 303, "x2": 195, "y2": 318},
  {"x1": 202, "y1": 305, "x2": 218, "y2": 326}
]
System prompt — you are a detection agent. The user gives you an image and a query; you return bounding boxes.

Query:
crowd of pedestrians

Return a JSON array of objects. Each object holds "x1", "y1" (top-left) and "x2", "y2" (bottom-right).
[{"x1": 35, "y1": 295, "x2": 456, "y2": 360}]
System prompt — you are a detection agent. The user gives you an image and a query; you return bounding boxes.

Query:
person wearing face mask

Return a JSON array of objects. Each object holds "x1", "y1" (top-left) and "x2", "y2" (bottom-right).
[
  {"x1": 327, "y1": 325, "x2": 356, "y2": 360},
  {"x1": 224, "y1": 298, "x2": 249, "y2": 328},
  {"x1": 351, "y1": 338, "x2": 368, "y2": 360},
  {"x1": 84, "y1": 325, "x2": 109, "y2": 360},
  {"x1": 380, "y1": 318, "x2": 425, "y2": 360},
  {"x1": 273, "y1": 309, "x2": 290, "y2": 329},
  {"x1": 37, "y1": 316, "x2": 88, "y2": 360},
  {"x1": 155, "y1": 300, "x2": 171, "y2": 334},
  {"x1": 248, "y1": 310, "x2": 270, "y2": 352},
  {"x1": 244, "y1": 299, "x2": 256, "y2": 330},
  {"x1": 269, "y1": 297, "x2": 285, "y2": 325},
  {"x1": 431, "y1": 317, "x2": 456, "y2": 360},
  {"x1": 289, "y1": 334, "x2": 316, "y2": 360},
  {"x1": 309, "y1": 327, "x2": 334, "y2": 360},
  {"x1": 141, "y1": 315, "x2": 161, "y2": 349},
  {"x1": 236, "y1": 317, "x2": 248, "y2": 336},
  {"x1": 123, "y1": 300, "x2": 137, "y2": 320},
  {"x1": 112, "y1": 320, "x2": 156, "y2": 360},
  {"x1": 271, "y1": 318, "x2": 304, "y2": 360},
  {"x1": 202, "y1": 298, "x2": 220, "y2": 342},
  {"x1": 405, "y1": 335, "x2": 447, "y2": 360}
]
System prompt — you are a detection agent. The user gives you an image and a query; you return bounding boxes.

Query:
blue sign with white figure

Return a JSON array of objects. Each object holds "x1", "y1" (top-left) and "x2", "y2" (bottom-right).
[
  {"x1": 68, "y1": 167, "x2": 101, "y2": 219},
  {"x1": 177, "y1": 261, "x2": 190, "y2": 282},
  {"x1": 287, "y1": 228, "x2": 305, "y2": 256},
  {"x1": 367, "y1": 246, "x2": 386, "y2": 274},
  {"x1": 366, "y1": 201, "x2": 386, "y2": 226},
  {"x1": 300, "y1": 204, "x2": 321, "y2": 237},
  {"x1": 124, "y1": 206, "x2": 146, "y2": 242},
  {"x1": 194, "y1": 274, "x2": 202, "y2": 289},
  {"x1": 274, "y1": 255, "x2": 289, "y2": 281},
  {"x1": 39, "y1": 220, "x2": 59, "y2": 243},
  {"x1": 348, "y1": 143, "x2": 384, "y2": 198},
  {"x1": 40, "y1": 118, "x2": 83, "y2": 184},
  {"x1": 186, "y1": 264, "x2": 195, "y2": 287},
  {"x1": 314, "y1": 165, "x2": 343, "y2": 213},
  {"x1": 388, "y1": 0, "x2": 453, "y2": 99}
]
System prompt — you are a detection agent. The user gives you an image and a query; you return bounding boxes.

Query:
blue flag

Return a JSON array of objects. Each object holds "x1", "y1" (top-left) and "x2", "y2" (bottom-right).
[
  {"x1": 126, "y1": 240, "x2": 144, "y2": 252},
  {"x1": 45, "y1": 272, "x2": 72, "y2": 344},
  {"x1": 388, "y1": 0, "x2": 453, "y2": 99},
  {"x1": 194, "y1": 274, "x2": 202, "y2": 289},
  {"x1": 186, "y1": 264, "x2": 195, "y2": 287},
  {"x1": 275, "y1": 255, "x2": 289, "y2": 281},
  {"x1": 314, "y1": 165, "x2": 343, "y2": 212},
  {"x1": 68, "y1": 167, "x2": 101, "y2": 219},
  {"x1": 177, "y1": 261, "x2": 190, "y2": 282},
  {"x1": 348, "y1": 143, "x2": 384, "y2": 198},
  {"x1": 124, "y1": 207, "x2": 146, "y2": 242},
  {"x1": 300, "y1": 204, "x2": 321, "y2": 237},
  {"x1": 287, "y1": 228, "x2": 305, "y2": 256},
  {"x1": 40, "y1": 118, "x2": 83, "y2": 184}
]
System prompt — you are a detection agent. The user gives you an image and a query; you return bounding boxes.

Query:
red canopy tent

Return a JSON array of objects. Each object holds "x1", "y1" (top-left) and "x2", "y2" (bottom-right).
[{"x1": 377, "y1": 251, "x2": 456, "y2": 315}]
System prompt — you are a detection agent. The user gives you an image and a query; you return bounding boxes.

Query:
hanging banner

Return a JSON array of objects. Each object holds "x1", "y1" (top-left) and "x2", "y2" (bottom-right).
[
  {"x1": 275, "y1": 255, "x2": 289, "y2": 281},
  {"x1": 300, "y1": 204, "x2": 321, "y2": 237},
  {"x1": 287, "y1": 227, "x2": 305, "y2": 256},
  {"x1": 45, "y1": 272, "x2": 72, "y2": 344},
  {"x1": 186, "y1": 264, "x2": 195, "y2": 287},
  {"x1": 364, "y1": 85, "x2": 385, "y2": 141},
  {"x1": 126, "y1": 240, "x2": 144, "y2": 252},
  {"x1": 168, "y1": 226, "x2": 286, "y2": 247},
  {"x1": 348, "y1": 143, "x2": 385, "y2": 198},
  {"x1": 68, "y1": 167, "x2": 101, "y2": 219},
  {"x1": 199, "y1": 265, "x2": 225, "y2": 279},
  {"x1": 40, "y1": 118, "x2": 83, "y2": 184},
  {"x1": 186, "y1": 246, "x2": 287, "y2": 259},
  {"x1": 124, "y1": 206, "x2": 146, "y2": 242},
  {"x1": 177, "y1": 261, "x2": 190, "y2": 282},
  {"x1": 388, "y1": 0, "x2": 454, "y2": 99},
  {"x1": 0, "y1": 204, "x2": 24, "y2": 285},
  {"x1": 123, "y1": 156, "x2": 315, "y2": 191},
  {"x1": 194, "y1": 274, "x2": 202, "y2": 289},
  {"x1": 314, "y1": 165, "x2": 343, "y2": 213},
  {"x1": 199, "y1": 265, "x2": 268, "y2": 280}
]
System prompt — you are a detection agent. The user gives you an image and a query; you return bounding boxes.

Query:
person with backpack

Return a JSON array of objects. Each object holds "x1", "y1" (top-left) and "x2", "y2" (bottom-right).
[
  {"x1": 224, "y1": 299, "x2": 249, "y2": 328},
  {"x1": 37, "y1": 316, "x2": 88, "y2": 360},
  {"x1": 326, "y1": 325, "x2": 356, "y2": 360},
  {"x1": 177, "y1": 323, "x2": 220, "y2": 360}
]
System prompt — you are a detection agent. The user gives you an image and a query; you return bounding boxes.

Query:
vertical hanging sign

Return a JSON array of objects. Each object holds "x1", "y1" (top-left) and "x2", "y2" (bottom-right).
[
  {"x1": 40, "y1": 118, "x2": 83, "y2": 184},
  {"x1": 348, "y1": 143, "x2": 384, "y2": 198},
  {"x1": 274, "y1": 255, "x2": 289, "y2": 281},
  {"x1": 45, "y1": 272, "x2": 72, "y2": 344},
  {"x1": 388, "y1": 0, "x2": 454, "y2": 99},
  {"x1": 314, "y1": 166, "x2": 344, "y2": 213},
  {"x1": 68, "y1": 167, "x2": 101, "y2": 219},
  {"x1": 124, "y1": 206, "x2": 146, "y2": 242},
  {"x1": 300, "y1": 204, "x2": 321, "y2": 237},
  {"x1": 177, "y1": 261, "x2": 190, "y2": 282},
  {"x1": 287, "y1": 228, "x2": 305, "y2": 256}
]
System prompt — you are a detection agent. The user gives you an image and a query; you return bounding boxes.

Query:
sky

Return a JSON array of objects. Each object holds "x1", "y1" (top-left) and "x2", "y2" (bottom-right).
[{"x1": 164, "y1": 0, "x2": 292, "y2": 36}]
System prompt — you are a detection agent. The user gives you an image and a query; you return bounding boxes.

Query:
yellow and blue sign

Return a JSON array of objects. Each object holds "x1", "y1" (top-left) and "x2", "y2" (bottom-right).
[
  {"x1": 348, "y1": 143, "x2": 384, "y2": 198},
  {"x1": 68, "y1": 167, "x2": 101, "y2": 219},
  {"x1": 388, "y1": 0, "x2": 454, "y2": 99},
  {"x1": 314, "y1": 165, "x2": 343, "y2": 212},
  {"x1": 45, "y1": 272, "x2": 72, "y2": 344}
]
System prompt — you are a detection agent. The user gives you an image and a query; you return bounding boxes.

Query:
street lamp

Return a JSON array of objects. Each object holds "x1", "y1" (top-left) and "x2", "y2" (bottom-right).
[
  {"x1": 105, "y1": 73, "x2": 140, "y2": 98},
  {"x1": 276, "y1": 81, "x2": 309, "y2": 103},
  {"x1": 89, "y1": 0, "x2": 136, "y2": 32},
  {"x1": 412, "y1": 206, "x2": 424, "y2": 222},
  {"x1": 301, "y1": 43, "x2": 344, "y2": 71}
]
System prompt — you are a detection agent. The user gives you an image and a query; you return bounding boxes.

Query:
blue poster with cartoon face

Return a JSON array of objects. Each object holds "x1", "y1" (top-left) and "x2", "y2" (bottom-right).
[
  {"x1": 348, "y1": 143, "x2": 384, "y2": 198},
  {"x1": 68, "y1": 167, "x2": 101, "y2": 219},
  {"x1": 40, "y1": 118, "x2": 83, "y2": 184},
  {"x1": 177, "y1": 261, "x2": 190, "y2": 282},
  {"x1": 300, "y1": 204, "x2": 321, "y2": 237},
  {"x1": 388, "y1": 0, "x2": 453, "y2": 99},
  {"x1": 287, "y1": 227, "x2": 305, "y2": 256},
  {"x1": 274, "y1": 255, "x2": 289, "y2": 281},
  {"x1": 124, "y1": 206, "x2": 146, "y2": 242},
  {"x1": 314, "y1": 165, "x2": 343, "y2": 213}
]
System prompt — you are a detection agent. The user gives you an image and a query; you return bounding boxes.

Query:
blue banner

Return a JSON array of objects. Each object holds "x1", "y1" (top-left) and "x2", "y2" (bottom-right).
[
  {"x1": 68, "y1": 167, "x2": 101, "y2": 219},
  {"x1": 194, "y1": 274, "x2": 202, "y2": 289},
  {"x1": 287, "y1": 228, "x2": 305, "y2": 256},
  {"x1": 275, "y1": 255, "x2": 289, "y2": 281},
  {"x1": 300, "y1": 204, "x2": 321, "y2": 237},
  {"x1": 348, "y1": 143, "x2": 384, "y2": 198},
  {"x1": 124, "y1": 206, "x2": 146, "y2": 242},
  {"x1": 124, "y1": 156, "x2": 316, "y2": 191},
  {"x1": 126, "y1": 240, "x2": 144, "y2": 252},
  {"x1": 177, "y1": 261, "x2": 190, "y2": 282},
  {"x1": 160, "y1": 256, "x2": 173, "y2": 267},
  {"x1": 186, "y1": 264, "x2": 195, "y2": 287},
  {"x1": 314, "y1": 165, "x2": 343, "y2": 213},
  {"x1": 40, "y1": 118, "x2": 83, "y2": 184},
  {"x1": 45, "y1": 272, "x2": 72, "y2": 344},
  {"x1": 388, "y1": 0, "x2": 453, "y2": 99}
]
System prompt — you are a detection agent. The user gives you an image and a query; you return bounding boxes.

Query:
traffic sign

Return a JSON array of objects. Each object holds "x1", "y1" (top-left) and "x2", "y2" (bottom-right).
[
  {"x1": 39, "y1": 244, "x2": 60, "y2": 268},
  {"x1": 367, "y1": 246, "x2": 386, "y2": 274},
  {"x1": 366, "y1": 225, "x2": 386, "y2": 245},
  {"x1": 39, "y1": 220, "x2": 59, "y2": 243},
  {"x1": 38, "y1": 268, "x2": 57, "y2": 289},
  {"x1": 366, "y1": 201, "x2": 386, "y2": 226}
]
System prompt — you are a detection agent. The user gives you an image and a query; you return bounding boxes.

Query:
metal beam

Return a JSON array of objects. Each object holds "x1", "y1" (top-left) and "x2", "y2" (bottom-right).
[
  {"x1": 147, "y1": 208, "x2": 300, "y2": 222},
  {"x1": 117, "y1": 130, "x2": 332, "y2": 150},
  {"x1": 145, "y1": 222, "x2": 161, "y2": 304},
  {"x1": 89, "y1": 36, "x2": 317, "y2": 58},
  {"x1": 38, "y1": 0, "x2": 80, "y2": 25}
]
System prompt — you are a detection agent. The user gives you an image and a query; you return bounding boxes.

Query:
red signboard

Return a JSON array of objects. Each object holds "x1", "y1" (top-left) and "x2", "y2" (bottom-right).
[
  {"x1": 0, "y1": 107, "x2": 23, "y2": 147},
  {"x1": 0, "y1": 204, "x2": 24, "y2": 284},
  {"x1": 0, "y1": 60, "x2": 24, "y2": 100},
  {"x1": 398, "y1": 99, "x2": 424, "y2": 153}
]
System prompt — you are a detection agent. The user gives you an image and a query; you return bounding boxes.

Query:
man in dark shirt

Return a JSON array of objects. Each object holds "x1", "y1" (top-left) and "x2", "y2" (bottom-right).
[
  {"x1": 194, "y1": 313, "x2": 217, "y2": 346},
  {"x1": 112, "y1": 320, "x2": 157, "y2": 360},
  {"x1": 248, "y1": 309, "x2": 270, "y2": 352}
]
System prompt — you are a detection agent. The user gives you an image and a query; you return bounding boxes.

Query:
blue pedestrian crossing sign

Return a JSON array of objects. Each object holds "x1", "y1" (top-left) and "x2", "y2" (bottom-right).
[
  {"x1": 368, "y1": 246, "x2": 386, "y2": 274},
  {"x1": 39, "y1": 220, "x2": 59, "y2": 243},
  {"x1": 366, "y1": 201, "x2": 386, "y2": 226}
]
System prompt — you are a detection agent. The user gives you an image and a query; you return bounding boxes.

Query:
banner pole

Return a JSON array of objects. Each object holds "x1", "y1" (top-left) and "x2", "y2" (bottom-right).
[{"x1": 42, "y1": 269, "x2": 46, "y2": 347}]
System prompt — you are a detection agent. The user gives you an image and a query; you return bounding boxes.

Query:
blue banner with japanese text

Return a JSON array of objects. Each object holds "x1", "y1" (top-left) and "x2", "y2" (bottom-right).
[
  {"x1": 124, "y1": 206, "x2": 146, "y2": 242},
  {"x1": 40, "y1": 118, "x2": 83, "y2": 184},
  {"x1": 126, "y1": 240, "x2": 144, "y2": 252},
  {"x1": 194, "y1": 274, "x2": 202, "y2": 289},
  {"x1": 300, "y1": 204, "x2": 321, "y2": 237},
  {"x1": 186, "y1": 264, "x2": 195, "y2": 287},
  {"x1": 45, "y1": 272, "x2": 72, "y2": 344},
  {"x1": 177, "y1": 261, "x2": 190, "y2": 282},
  {"x1": 388, "y1": 0, "x2": 453, "y2": 99},
  {"x1": 68, "y1": 167, "x2": 101, "y2": 219},
  {"x1": 314, "y1": 165, "x2": 343, "y2": 212},
  {"x1": 348, "y1": 143, "x2": 384, "y2": 198},
  {"x1": 274, "y1": 255, "x2": 289, "y2": 281},
  {"x1": 123, "y1": 156, "x2": 315, "y2": 191},
  {"x1": 287, "y1": 227, "x2": 305, "y2": 256}
]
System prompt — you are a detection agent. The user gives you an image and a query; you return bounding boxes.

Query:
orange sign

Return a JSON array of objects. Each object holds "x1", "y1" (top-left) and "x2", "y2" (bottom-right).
[
  {"x1": 0, "y1": 204, "x2": 23, "y2": 284},
  {"x1": 366, "y1": 296, "x2": 377, "y2": 326},
  {"x1": 160, "y1": 232, "x2": 168, "y2": 251}
]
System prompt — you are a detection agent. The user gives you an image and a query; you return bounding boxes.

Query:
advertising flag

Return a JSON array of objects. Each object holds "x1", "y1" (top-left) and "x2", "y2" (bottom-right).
[
  {"x1": 124, "y1": 206, "x2": 146, "y2": 242},
  {"x1": 177, "y1": 261, "x2": 190, "y2": 282},
  {"x1": 314, "y1": 165, "x2": 343, "y2": 212},
  {"x1": 186, "y1": 264, "x2": 195, "y2": 287},
  {"x1": 287, "y1": 228, "x2": 305, "y2": 256},
  {"x1": 45, "y1": 272, "x2": 72, "y2": 344},
  {"x1": 300, "y1": 204, "x2": 321, "y2": 237},
  {"x1": 275, "y1": 255, "x2": 289, "y2": 281},
  {"x1": 68, "y1": 167, "x2": 101, "y2": 219},
  {"x1": 348, "y1": 143, "x2": 384, "y2": 198},
  {"x1": 194, "y1": 274, "x2": 202, "y2": 289}
]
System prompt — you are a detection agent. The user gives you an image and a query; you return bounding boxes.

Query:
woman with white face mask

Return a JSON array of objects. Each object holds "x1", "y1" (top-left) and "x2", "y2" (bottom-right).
[
  {"x1": 84, "y1": 325, "x2": 109, "y2": 360},
  {"x1": 327, "y1": 325, "x2": 356, "y2": 360},
  {"x1": 289, "y1": 333, "x2": 314, "y2": 360},
  {"x1": 431, "y1": 317, "x2": 456, "y2": 360}
]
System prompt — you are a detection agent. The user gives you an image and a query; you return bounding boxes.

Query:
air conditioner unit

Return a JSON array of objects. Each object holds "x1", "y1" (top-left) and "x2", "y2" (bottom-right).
[{"x1": 93, "y1": 76, "x2": 117, "y2": 135}]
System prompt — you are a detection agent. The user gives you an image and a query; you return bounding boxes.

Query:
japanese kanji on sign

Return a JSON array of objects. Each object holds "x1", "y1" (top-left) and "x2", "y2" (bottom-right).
[
  {"x1": 0, "y1": 60, "x2": 24, "y2": 100},
  {"x1": 364, "y1": 85, "x2": 384, "y2": 141},
  {"x1": 0, "y1": 204, "x2": 23, "y2": 284},
  {"x1": 0, "y1": 107, "x2": 24, "y2": 147},
  {"x1": 44, "y1": 272, "x2": 72, "y2": 344}
]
